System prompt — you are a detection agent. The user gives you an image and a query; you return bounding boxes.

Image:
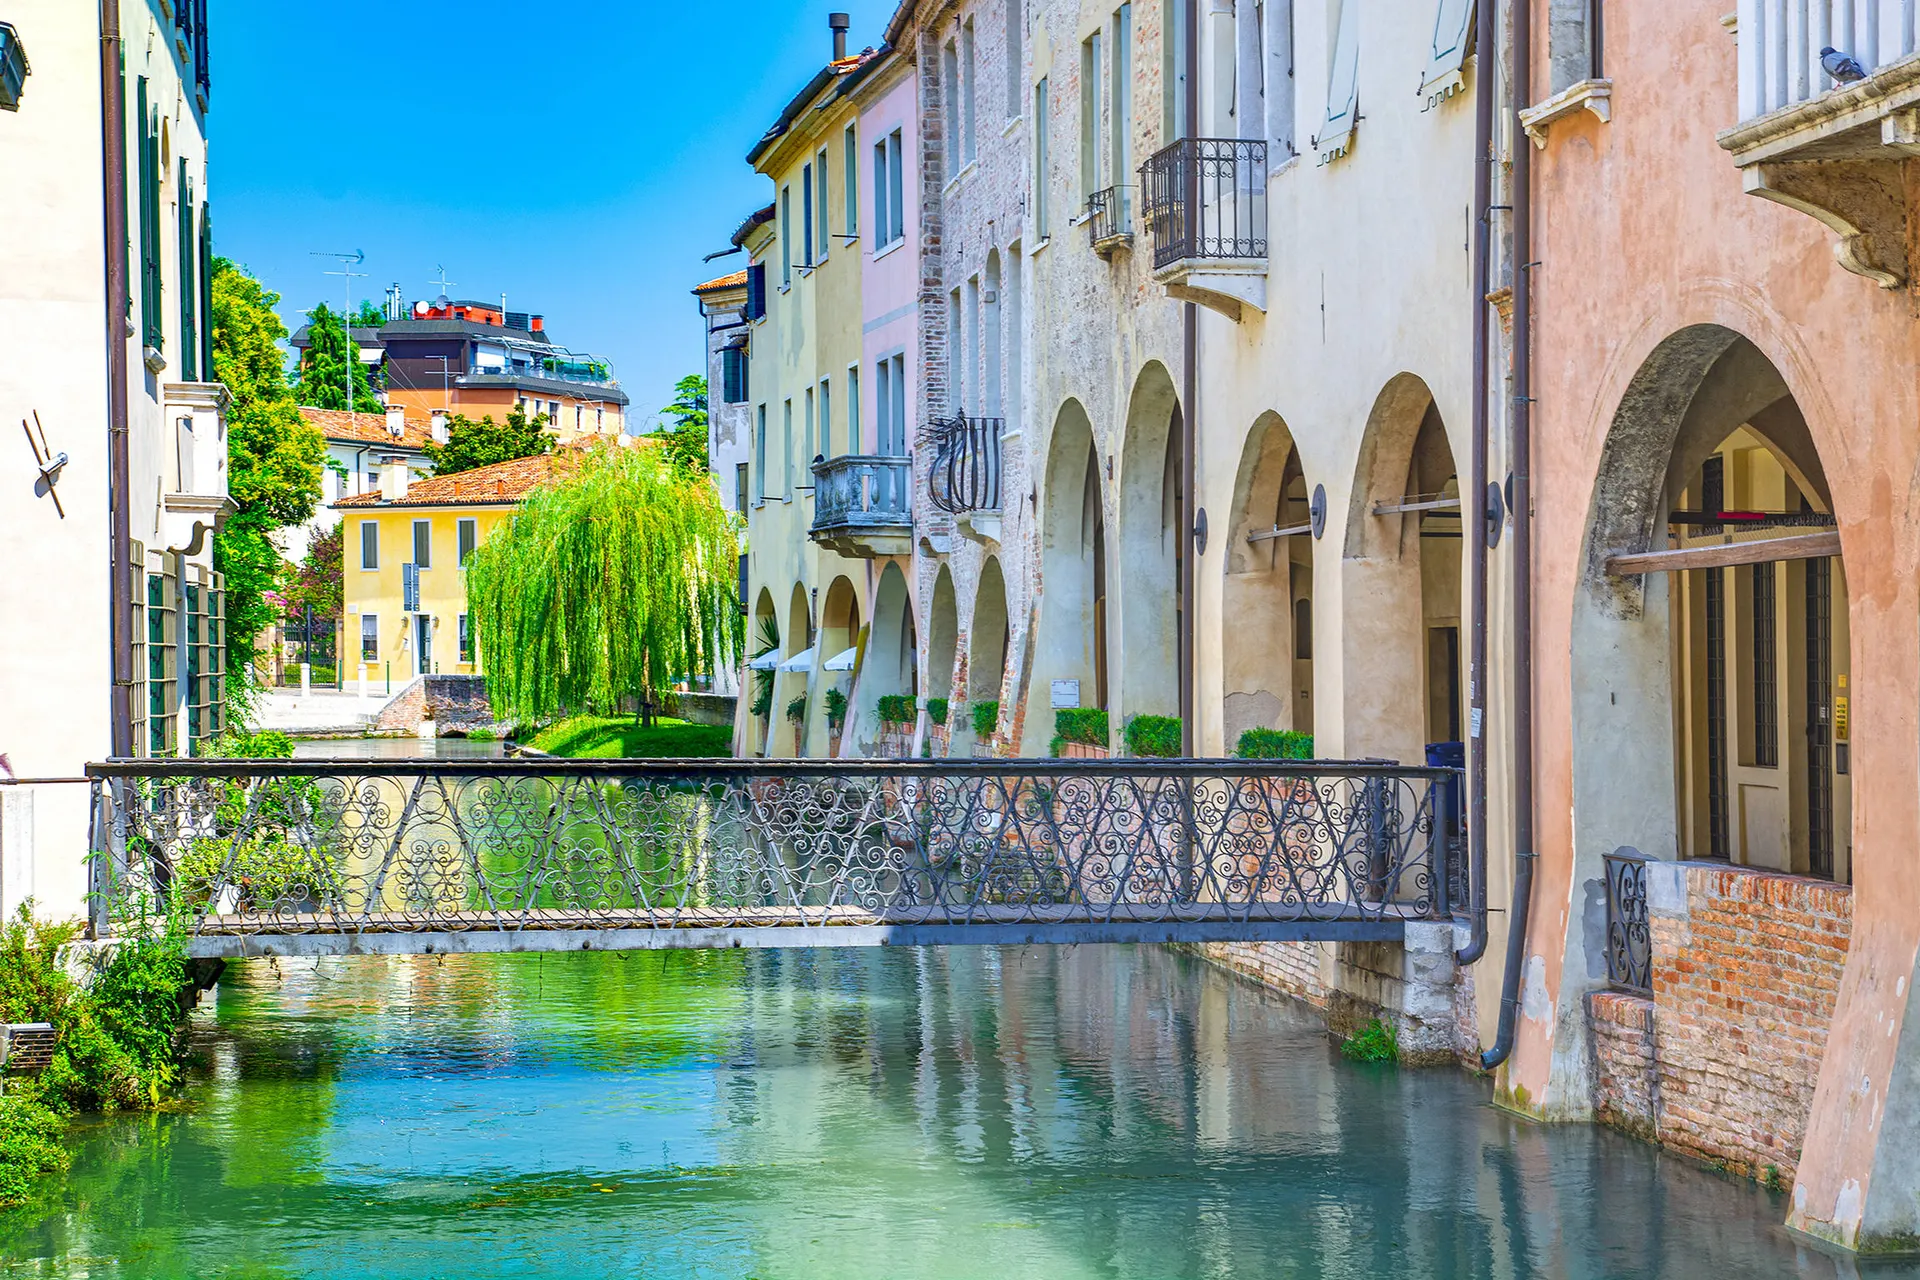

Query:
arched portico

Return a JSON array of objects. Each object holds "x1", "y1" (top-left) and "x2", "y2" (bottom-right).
[
  {"x1": 966, "y1": 557, "x2": 1011, "y2": 752},
  {"x1": 744, "y1": 587, "x2": 779, "y2": 757},
  {"x1": 778, "y1": 583, "x2": 814, "y2": 757},
  {"x1": 1340, "y1": 374, "x2": 1462, "y2": 766},
  {"x1": 854, "y1": 562, "x2": 916, "y2": 755},
  {"x1": 1027, "y1": 400, "x2": 1108, "y2": 754},
  {"x1": 1223, "y1": 411, "x2": 1313, "y2": 751},
  {"x1": 1115, "y1": 362, "x2": 1183, "y2": 734},
  {"x1": 817, "y1": 575, "x2": 861, "y2": 757}
]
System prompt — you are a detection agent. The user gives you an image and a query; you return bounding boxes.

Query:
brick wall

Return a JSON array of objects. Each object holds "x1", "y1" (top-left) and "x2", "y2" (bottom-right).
[
  {"x1": 1199, "y1": 940, "x2": 1329, "y2": 1008},
  {"x1": 1586, "y1": 861, "x2": 1852, "y2": 1182}
]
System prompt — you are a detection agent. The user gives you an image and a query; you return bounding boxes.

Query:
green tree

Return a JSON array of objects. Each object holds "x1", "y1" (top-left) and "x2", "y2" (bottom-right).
[
  {"x1": 282, "y1": 520, "x2": 343, "y2": 621},
  {"x1": 423, "y1": 406, "x2": 553, "y2": 477},
  {"x1": 293, "y1": 301, "x2": 383, "y2": 413},
  {"x1": 466, "y1": 442, "x2": 740, "y2": 722},
  {"x1": 209, "y1": 260, "x2": 326, "y2": 712},
  {"x1": 659, "y1": 374, "x2": 709, "y2": 475},
  {"x1": 351, "y1": 299, "x2": 387, "y2": 330}
]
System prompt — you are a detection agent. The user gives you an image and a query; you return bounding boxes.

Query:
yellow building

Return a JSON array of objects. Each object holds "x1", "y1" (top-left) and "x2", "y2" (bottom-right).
[{"x1": 333, "y1": 453, "x2": 561, "y2": 680}]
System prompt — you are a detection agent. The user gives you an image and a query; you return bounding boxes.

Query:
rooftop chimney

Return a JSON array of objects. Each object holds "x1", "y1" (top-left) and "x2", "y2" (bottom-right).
[
  {"x1": 829, "y1": 12, "x2": 850, "y2": 61},
  {"x1": 386, "y1": 405, "x2": 407, "y2": 437},
  {"x1": 380, "y1": 454, "x2": 410, "y2": 503},
  {"x1": 431, "y1": 410, "x2": 450, "y2": 444}
]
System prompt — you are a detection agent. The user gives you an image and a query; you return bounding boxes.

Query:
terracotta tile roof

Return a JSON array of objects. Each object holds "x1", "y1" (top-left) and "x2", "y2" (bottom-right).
[
  {"x1": 300, "y1": 406, "x2": 434, "y2": 451},
  {"x1": 332, "y1": 452, "x2": 570, "y2": 509},
  {"x1": 692, "y1": 270, "x2": 749, "y2": 295}
]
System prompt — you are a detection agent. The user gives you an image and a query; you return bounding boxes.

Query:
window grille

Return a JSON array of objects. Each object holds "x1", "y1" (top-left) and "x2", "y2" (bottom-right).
[
  {"x1": 1806, "y1": 557, "x2": 1834, "y2": 879},
  {"x1": 145, "y1": 569, "x2": 177, "y2": 757},
  {"x1": 1751, "y1": 562, "x2": 1778, "y2": 768},
  {"x1": 1704, "y1": 566, "x2": 1729, "y2": 858},
  {"x1": 362, "y1": 614, "x2": 379, "y2": 663}
]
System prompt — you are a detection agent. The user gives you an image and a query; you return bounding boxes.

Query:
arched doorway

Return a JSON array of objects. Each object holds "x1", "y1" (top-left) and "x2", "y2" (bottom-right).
[
  {"x1": 927, "y1": 566, "x2": 960, "y2": 756},
  {"x1": 1116, "y1": 362, "x2": 1183, "y2": 732},
  {"x1": 778, "y1": 583, "x2": 815, "y2": 757},
  {"x1": 1342, "y1": 375, "x2": 1462, "y2": 765},
  {"x1": 1223, "y1": 412, "x2": 1314, "y2": 751},
  {"x1": 818, "y1": 576, "x2": 861, "y2": 758},
  {"x1": 746, "y1": 587, "x2": 779, "y2": 757},
  {"x1": 967, "y1": 556, "x2": 1011, "y2": 752},
  {"x1": 1028, "y1": 400, "x2": 1108, "y2": 753},
  {"x1": 857, "y1": 562, "x2": 917, "y2": 756},
  {"x1": 1577, "y1": 326, "x2": 1848, "y2": 882}
]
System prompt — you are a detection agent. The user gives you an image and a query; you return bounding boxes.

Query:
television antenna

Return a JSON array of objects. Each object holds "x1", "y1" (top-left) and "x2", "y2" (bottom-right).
[
  {"x1": 313, "y1": 249, "x2": 368, "y2": 413},
  {"x1": 432, "y1": 265, "x2": 458, "y2": 301}
]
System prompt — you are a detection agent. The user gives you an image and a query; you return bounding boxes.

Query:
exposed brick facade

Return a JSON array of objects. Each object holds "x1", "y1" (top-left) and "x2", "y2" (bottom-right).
[{"x1": 1586, "y1": 862, "x2": 1852, "y2": 1182}]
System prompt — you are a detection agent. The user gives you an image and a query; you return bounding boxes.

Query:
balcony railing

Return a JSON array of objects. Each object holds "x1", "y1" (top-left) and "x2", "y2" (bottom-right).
[
  {"x1": 1140, "y1": 138, "x2": 1268, "y2": 273},
  {"x1": 812, "y1": 454, "x2": 911, "y2": 531},
  {"x1": 1738, "y1": 0, "x2": 1919, "y2": 121},
  {"x1": 1603, "y1": 851, "x2": 1652, "y2": 995},
  {"x1": 926, "y1": 415, "x2": 1003, "y2": 515},
  {"x1": 1086, "y1": 185, "x2": 1133, "y2": 253}
]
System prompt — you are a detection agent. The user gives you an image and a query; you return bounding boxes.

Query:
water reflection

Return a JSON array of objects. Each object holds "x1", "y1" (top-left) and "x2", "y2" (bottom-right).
[{"x1": 0, "y1": 946, "x2": 1904, "y2": 1279}]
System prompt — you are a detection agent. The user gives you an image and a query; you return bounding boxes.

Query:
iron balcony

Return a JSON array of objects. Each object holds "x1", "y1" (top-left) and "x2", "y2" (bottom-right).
[
  {"x1": 1086, "y1": 185, "x2": 1133, "y2": 256},
  {"x1": 1139, "y1": 137, "x2": 1270, "y2": 319},
  {"x1": 926, "y1": 414, "x2": 1003, "y2": 516}
]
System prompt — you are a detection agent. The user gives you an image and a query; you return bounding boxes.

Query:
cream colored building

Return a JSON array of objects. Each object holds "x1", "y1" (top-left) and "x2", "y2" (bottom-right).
[{"x1": 0, "y1": 0, "x2": 230, "y2": 920}]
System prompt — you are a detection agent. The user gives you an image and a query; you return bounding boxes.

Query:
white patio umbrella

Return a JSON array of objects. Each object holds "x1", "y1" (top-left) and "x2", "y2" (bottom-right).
[
  {"x1": 823, "y1": 647, "x2": 858, "y2": 671},
  {"x1": 747, "y1": 650, "x2": 781, "y2": 671},
  {"x1": 776, "y1": 647, "x2": 817, "y2": 673}
]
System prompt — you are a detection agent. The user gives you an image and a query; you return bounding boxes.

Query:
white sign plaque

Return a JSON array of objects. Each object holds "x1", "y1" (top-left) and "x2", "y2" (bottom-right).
[{"x1": 1050, "y1": 679, "x2": 1081, "y2": 709}]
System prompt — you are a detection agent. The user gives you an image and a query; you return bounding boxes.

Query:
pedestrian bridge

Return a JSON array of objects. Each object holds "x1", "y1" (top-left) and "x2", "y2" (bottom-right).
[{"x1": 86, "y1": 758, "x2": 1466, "y2": 960}]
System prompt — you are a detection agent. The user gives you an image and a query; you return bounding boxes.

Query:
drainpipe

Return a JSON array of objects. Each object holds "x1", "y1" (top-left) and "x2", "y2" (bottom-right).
[
  {"x1": 101, "y1": 0, "x2": 134, "y2": 760},
  {"x1": 1482, "y1": 0, "x2": 1537, "y2": 1072},
  {"x1": 1456, "y1": 0, "x2": 1499, "y2": 968},
  {"x1": 1178, "y1": 0, "x2": 1201, "y2": 756}
]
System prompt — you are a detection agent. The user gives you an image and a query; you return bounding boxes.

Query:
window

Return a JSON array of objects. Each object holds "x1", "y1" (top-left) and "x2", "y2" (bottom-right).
[
  {"x1": 844, "y1": 125, "x2": 859, "y2": 235},
  {"x1": 146, "y1": 570, "x2": 177, "y2": 756},
  {"x1": 944, "y1": 40, "x2": 962, "y2": 179},
  {"x1": 549, "y1": 399, "x2": 560, "y2": 423},
  {"x1": 964, "y1": 277, "x2": 981, "y2": 416},
  {"x1": 457, "y1": 517, "x2": 477, "y2": 566},
  {"x1": 783, "y1": 399, "x2": 794, "y2": 497},
  {"x1": 178, "y1": 162, "x2": 197, "y2": 380},
  {"x1": 596, "y1": 407, "x2": 604, "y2": 430},
  {"x1": 816, "y1": 147, "x2": 830, "y2": 260},
  {"x1": 1007, "y1": 0, "x2": 1024, "y2": 119},
  {"x1": 722, "y1": 344, "x2": 749, "y2": 402},
  {"x1": 412, "y1": 519, "x2": 431, "y2": 570},
  {"x1": 362, "y1": 614, "x2": 379, "y2": 663},
  {"x1": 360, "y1": 520, "x2": 379, "y2": 570},
  {"x1": 876, "y1": 359, "x2": 892, "y2": 455},
  {"x1": 963, "y1": 19, "x2": 979, "y2": 163},
  {"x1": 848, "y1": 365, "x2": 861, "y2": 451},
  {"x1": 1112, "y1": 5, "x2": 1132, "y2": 191},
  {"x1": 781, "y1": 186, "x2": 793, "y2": 288},
  {"x1": 1034, "y1": 78, "x2": 1051, "y2": 237},
  {"x1": 747, "y1": 262, "x2": 768, "y2": 319},
  {"x1": 1318, "y1": 0, "x2": 1359, "y2": 161},
  {"x1": 1081, "y1": 31, "x2": 1104, "y2": 199},
  {"x1": 819, "y1": 377, "x2": 833, "y2": 458},
  {"x1": 949, "y1": 289, "x2": 965, "y2": 412},
  {"x1": 1751, "y1": 562, "x2": 1778, "y2": 768},
  {"x1": 1007, "y1": 247, "x2": 1024, "y2": 430},
  {"x1": 887, "y1": 130, "x2": 905, "y2": 242},
  {"x1": 804, "y1": 387, "x2": 816, "y2": 468},
  {"x1": 802, "y1": 164, "x2": 816, "y2": 268},
  {"x1": 874, "y1": 139, "x2": 892, "y2": 250},
  {"x1": 575, "y1": 404, "x2": 583, "y2": 431},
  {"x1": 890, "y1": 354, "x2": 907, "y2": 454},
  {"x1": 756, "y1": 404, "x2": 768, "y2": 498},
  {"x1": 735, "y1": 462, "x2": 750, "y2": 513},
  {"x1": 876, "y1": 353, "x2": 910, "y2": 455},
  {"x1": 458, "y1": 613, "x2": 474, "y2": 664},
  {"x1": 1164, "y1": 0, "x2": 1189, "y2": 143}
]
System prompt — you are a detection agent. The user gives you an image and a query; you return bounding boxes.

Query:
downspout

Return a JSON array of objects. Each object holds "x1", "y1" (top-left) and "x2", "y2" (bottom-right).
[
  {"x1": 1456, "y1": 0, "x2": 1498, "y2": 967},
  {"x1": 102, "y1": 0, "x2": 134, "y2": 760},
  {"x1": 1482, "y1": 0, "x2": 1536, "y2": 1071},
  {"x1": 1178, "y1": 0, "x2": 1201, "y2": 756}
]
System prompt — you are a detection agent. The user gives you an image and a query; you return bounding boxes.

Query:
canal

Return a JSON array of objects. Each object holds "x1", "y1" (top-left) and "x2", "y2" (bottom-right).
[{"x1": 0, "y1": 946, "x2": 1900, "y2": 1278}]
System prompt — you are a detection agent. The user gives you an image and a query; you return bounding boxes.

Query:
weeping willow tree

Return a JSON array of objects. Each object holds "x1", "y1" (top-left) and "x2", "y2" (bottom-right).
[{"x1": 466, "y1": 443, "x2": 741, "y2": 722}]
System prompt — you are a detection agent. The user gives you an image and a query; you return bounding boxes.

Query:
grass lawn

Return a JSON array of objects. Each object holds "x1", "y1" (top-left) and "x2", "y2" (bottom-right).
[{"x1": 523, "y1": 715, "x2": 732, "y2": 759}]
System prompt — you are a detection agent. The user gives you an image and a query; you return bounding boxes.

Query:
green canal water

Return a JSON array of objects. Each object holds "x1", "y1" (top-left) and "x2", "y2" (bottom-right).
[{"x1": 0, "y1": 945, "x2": 1903, "y2": 1279}]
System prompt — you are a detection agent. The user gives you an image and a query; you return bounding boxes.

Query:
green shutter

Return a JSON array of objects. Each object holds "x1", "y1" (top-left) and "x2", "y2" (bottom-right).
[
  {"x1": 178, "y1": 164, "x2": 197, "y2": 380},
  {"x1": 136, "y1": 79, "x2": 163, "y2": 354},
  {"x1": 199, "y1": 202, "x2": 213, "y2": 380}
]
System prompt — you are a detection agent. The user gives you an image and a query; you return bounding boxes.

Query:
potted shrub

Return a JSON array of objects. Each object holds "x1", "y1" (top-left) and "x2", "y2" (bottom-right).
[
  {"x1": 926, "y1": 697, "x2": 950, "y2": 755},
  {"x1": 1122, "y1": 714, "x2": 1182, "y2": 759},
  {"x1": 876, "y1": 693, "x2": 916, "y2": 758},
  {"x1": 824, "y1": 687, "x2": 848, "y2": 754},
  {"x1": 1231, "y1": 726, "x2": 1322, "y2": 891},
  {"x1": 785, "y1": 694, "x2": 808, "y2": 726},
  {"x1": 971, "y1": 700, "x2": 1000, "y2": 756},
  {"x1": 1049, "y1": 707, "x2": 1109, "y2": 758}
]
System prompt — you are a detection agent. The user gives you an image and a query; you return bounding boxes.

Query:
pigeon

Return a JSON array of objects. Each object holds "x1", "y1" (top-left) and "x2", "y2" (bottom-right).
[{"x1": 1821, "y1": 46, "x2": 1868, "y2": 84}]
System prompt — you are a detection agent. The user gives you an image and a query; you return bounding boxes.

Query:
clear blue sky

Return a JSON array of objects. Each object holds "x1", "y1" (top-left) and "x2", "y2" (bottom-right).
[{"x1": 208, "y1": 0, "x2": 898, "y2": 428}]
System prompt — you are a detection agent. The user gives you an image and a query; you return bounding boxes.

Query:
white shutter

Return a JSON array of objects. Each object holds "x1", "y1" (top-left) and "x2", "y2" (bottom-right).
[
  {"x1": 1418, "y1": 0, "x2": 1475, "y2": 102},
  {"x1": 1316, "y1": 0, "x2": 1361, "y2": 163}
]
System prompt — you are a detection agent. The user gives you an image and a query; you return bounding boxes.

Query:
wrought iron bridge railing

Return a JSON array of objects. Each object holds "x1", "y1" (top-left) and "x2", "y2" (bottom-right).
[
  {"x1": 86, "y1": 758, "x2": 1467, "y2": 958},
  {"x1": 1603, "y1": 851, "x2": 1652, "y2": 995},
  {"x1": 926, "y1": 414, "x2": 1003, "y2": 515},
  {"x1": 1139, "y1": 137, "x2": 1269, "y2": 273},
  {"x1": 1087, "y1": 185, "x2": 1133, "y2": 253},
  {"x1": 810, "y1": 454, "x2": 912, "y2": 532}
]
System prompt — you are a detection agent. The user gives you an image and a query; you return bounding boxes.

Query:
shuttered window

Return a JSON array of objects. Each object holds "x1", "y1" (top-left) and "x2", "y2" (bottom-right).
[
  {"x1": 360, "y1": 520, "x2": 379, "y2": 570},
  {"x1": 1316, "y1": 0, "x2": 1360, "y2": 163},
  {"x1": 198, "y1": 202, "x2": 213, "y2": 379},
  {"x1": 1418, "y1": 0, "x2": 1475, "y2": 102},
  {"x1": 136, "y1": 78, "x2": 164, "y2": 353},
  {"x1": 722, "y1": 343, "x2": 748, "y2": 403},
  {"x1": 458, "y1": 517, "x2": 478, "y2": 566},
  {"x1": 746, "y1": 263, "x2": 767, "y2": 320},
  {"x1": 178, "y1": 163, "x2": 198, "y2": 380}
]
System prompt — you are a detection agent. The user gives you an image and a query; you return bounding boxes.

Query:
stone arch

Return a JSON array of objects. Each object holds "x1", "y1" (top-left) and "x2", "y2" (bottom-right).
[
  {"x1": 1027, "y1": 399, "x2": 1108, "y2": 753},
  {"x1": 855, "y1": 561, "x2": 917, "y2": 754},
  {"x1": 969, "y1": 556, "x2": 1011, "y2": 719},
  {"x1": 1339, "y1": 374, "x2": 1461, "y2": 764},
  {"x1": 1223, "y1": 411, "x2": 1313, "y2": 749},
  {"x1": 746, "y1": 586, "x2": 780, "y2": 756},
  {"x1": 817, "y1": 575, "x2": 862, "y2": 756},
  {"x1": 776, "y1": 582, "x2": 814, "y2": 756},
  {"x1": 1115, "y1": 360, "x2": 1183, "y2": 732},
  {"x1": 927, "y1": 565, "x2": 960, "y2": 708}
]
